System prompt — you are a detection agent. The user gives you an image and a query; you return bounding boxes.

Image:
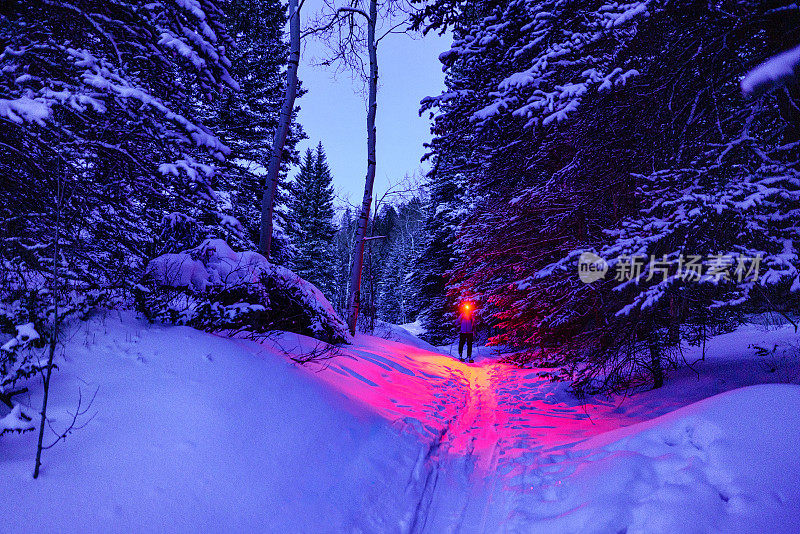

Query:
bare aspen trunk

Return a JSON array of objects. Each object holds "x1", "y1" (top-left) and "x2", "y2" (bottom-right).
[
  {"x1": 346, "y1": 0, "x2": 378, "y2": 336},
  {"x1": 259, "y1": 0, "x2": 301, "y2": 258}
]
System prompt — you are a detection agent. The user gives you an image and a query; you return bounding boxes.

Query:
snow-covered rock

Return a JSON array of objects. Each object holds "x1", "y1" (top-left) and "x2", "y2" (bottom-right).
[
  {"x1": 0, "y1": 313, "x2": 418, "y2": 532},
  {"x1": 142, "y1": 239, "x2": 351, "y2": 344}
]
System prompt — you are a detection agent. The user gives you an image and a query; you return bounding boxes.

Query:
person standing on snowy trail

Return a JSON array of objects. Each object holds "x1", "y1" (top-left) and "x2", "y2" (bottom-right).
[{"x1": 458, "y1": 303, "x2": 475, "y2": 363}]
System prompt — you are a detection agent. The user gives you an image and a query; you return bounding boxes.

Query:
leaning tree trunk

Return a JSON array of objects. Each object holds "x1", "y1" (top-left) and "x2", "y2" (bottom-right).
[
  {"x1": 259, "y1": 0, "x2": 301, "y2": 258},
  {"x1": 346, "y1": 0, "x2": 378, "y2": 336}
]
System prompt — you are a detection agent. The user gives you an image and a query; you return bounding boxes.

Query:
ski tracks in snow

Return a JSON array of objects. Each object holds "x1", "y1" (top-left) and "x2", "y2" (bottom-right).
[
  {"x1": 399, "y1": 355, "x2": 608, "y2": 533},
  {"x1": 301, "y1": 336, "x2": 612, "y2": 533},
  {"x1": 405, "y1": 362, "x2": 512, "y2": 533}
]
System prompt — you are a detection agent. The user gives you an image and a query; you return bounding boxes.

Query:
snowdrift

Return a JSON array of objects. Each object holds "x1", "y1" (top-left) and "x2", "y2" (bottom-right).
[
  {"x1": 0, "y1": 314, "x2": 419, "y2": 532},
  {"x1": 371, "y1": 320, "x2": 444, "y2": 353},
  {"x1": 509, "y1": 383, "x2": 800, "y2": 534},
  {"x1": 141, "y1": 239, "x2": 350, "y2": 344},
  {"x1": 3, "y1": 314, "x2": 798, "y2": 533}
]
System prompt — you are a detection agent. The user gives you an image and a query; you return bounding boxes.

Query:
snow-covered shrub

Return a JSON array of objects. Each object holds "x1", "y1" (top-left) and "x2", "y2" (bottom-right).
[
  {"x1": 0, "y1": 404, "x2": 35, "y2": 435},
  {"x1": 0, "y1": 284, "x2": 52, "y2": 392},
  {"x1": 140, "y1": 239, "x2": 351, "y2": 344},
  {"x1": 1, "y1": 288, "x2": 103, "y2": 385},
  {"x1": 0, "y1": 319, "x2": 43, "y2": 391},
  {"x1": 1, "y1": 250, "x2": 108, "y2": 402},
  {"x1": 1, "y1": 301, "x2": 43, "y2": 434}
]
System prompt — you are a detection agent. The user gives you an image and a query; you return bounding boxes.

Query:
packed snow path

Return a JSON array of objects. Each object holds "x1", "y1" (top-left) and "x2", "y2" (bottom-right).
[
  {"x1": 297, "y1": 328, "x2": 800, "y2": 533},
  {"x1": 2, "y1": 315, "x2": 799, "y2": 533}
]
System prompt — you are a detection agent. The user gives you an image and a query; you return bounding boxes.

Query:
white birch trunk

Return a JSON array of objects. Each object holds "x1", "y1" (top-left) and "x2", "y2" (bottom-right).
[{"x1": 346, "y1": 0, "x2": 378, "y2": 335}]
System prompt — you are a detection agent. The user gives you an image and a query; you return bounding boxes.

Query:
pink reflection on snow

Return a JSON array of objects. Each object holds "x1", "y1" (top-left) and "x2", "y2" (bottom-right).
[{"x1": 298, "y1": 335, "x2": 631, "y2": 472}]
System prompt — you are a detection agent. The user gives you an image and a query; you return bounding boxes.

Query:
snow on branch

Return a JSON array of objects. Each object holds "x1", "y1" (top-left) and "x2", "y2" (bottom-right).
[
  {"x1": 441, "y1": 0, "x2": 655, "y2": 128},
  {"x1": 0, "y1": 404, "x2": 35, "y2": 435},
  {"x1": 0, "y1": 97, "x2": 51, "y2": 126},
  {"x1": 741, "y1": 43, "x2": 800, "y2": 96}
]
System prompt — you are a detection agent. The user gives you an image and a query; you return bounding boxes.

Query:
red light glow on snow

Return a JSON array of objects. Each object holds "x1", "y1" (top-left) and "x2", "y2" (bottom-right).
[{"x1": 298, "y1": 335, "x2": 629, "y2": 473}]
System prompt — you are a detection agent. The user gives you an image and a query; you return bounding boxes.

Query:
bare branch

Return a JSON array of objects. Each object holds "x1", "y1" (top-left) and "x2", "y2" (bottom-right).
[
  {"x1": 42, "y1": 386, "x2": 99, "y2": 450},
  {"x1": 376, "y1": 19, "x2": 410, "y2": 43},
  {"x1": 337, "y1": 6, "x2": 371, "y2": 20}
]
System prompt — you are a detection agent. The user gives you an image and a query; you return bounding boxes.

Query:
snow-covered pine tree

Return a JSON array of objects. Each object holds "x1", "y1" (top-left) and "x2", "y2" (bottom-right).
[
  {"x1": 529, "y1": 2, "x2": 800, "y2": 390},
  {"x1": 443, "y1": 0, "x2": 647, "y2": 358},
  {"x1": 379, "y1": 249, "x2": 406, "y2": 324},
  {"x1": 414, "y1": 0, "x2": 655, "y2": 347},
  {"x1": 410, "y1": 65, "x2": 494, "y2": 341},
  {"x1": 407, "y1": 0, "x2": 517, "y2": 344},
  {"x1": 0, "y1": 0, "x2": 238, "y2": 347},
  {"x1": 415, "y1": 0, "x2": 800, "y2": 389},
  {"x1": 408, "y1": 165, "x2": 469, "y2": 343},
  {"x1": 288, "y1": 143, "x2": 337, "y2": 297},
  {"x1": 378, "y1": 196, "x2": 426, "y2": 325},
  {"x1": 333, "y1": 208, "x2": 356, "y2": 315},
  {"x1": 205, "y1": 0, "x2": 304, "y2": 265}
]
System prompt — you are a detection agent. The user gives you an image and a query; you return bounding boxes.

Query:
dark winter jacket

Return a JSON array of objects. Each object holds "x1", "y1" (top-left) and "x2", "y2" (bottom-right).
[{"x1": 459, "y1": 314, "x2": 475, "y2": 334}]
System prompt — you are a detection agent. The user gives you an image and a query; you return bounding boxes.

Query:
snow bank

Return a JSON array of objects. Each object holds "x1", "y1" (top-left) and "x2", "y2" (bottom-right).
[
  {"x1": 4, "y1": 314, "x2": 798, "y2": 532},
  {"x1": 372, "y1": 320, "x2": 444, "y2": 353},
  {"x1": 0, "y1": 313, "x2": 419, "y2": 532},
  {"x1": 508, "y1": 384, "x2": 800, "y2": 533},
  {"x1": 143, "y1": 239, "x2": 350, "y2": 344}
]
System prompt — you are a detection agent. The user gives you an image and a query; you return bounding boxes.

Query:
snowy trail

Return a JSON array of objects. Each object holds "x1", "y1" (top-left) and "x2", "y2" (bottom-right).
[
  {"x1": 299, "y1": 328, "x2": 800, "y2": 533},
  {"x1": 3, "y1": 316, "x2": 800, "y2": 533},
  {"x1": 301, "y1": 335, "x2": 623, "y2": 532},
  {"x1": 407, "y1": 362, "x2": 505, "y2": 533}
]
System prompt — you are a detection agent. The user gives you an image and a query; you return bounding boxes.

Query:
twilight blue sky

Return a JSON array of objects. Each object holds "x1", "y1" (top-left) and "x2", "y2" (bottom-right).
[{"x1": 294, "y1": 2, "x2": 450, "y2": 206}]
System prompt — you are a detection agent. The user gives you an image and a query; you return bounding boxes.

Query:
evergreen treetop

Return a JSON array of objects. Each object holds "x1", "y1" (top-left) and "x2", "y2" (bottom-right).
[{"x1": 288, "y1": 143, "x2": 337, "y2": 297}]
